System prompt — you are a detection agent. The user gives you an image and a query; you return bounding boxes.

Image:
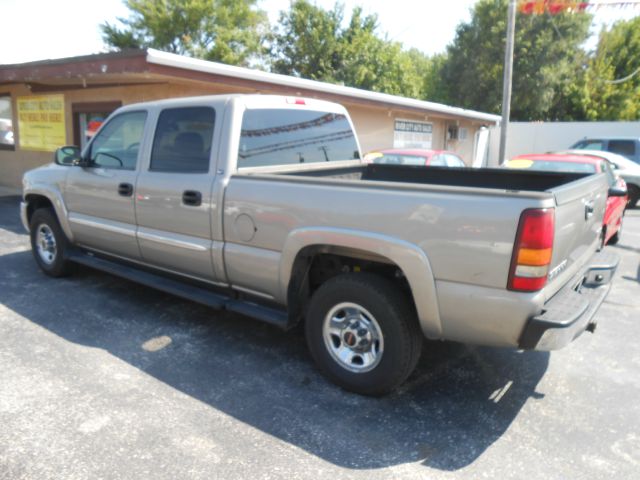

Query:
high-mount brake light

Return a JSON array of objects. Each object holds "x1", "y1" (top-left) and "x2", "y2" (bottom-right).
[
  {"x1": 508, "y1": 208, "x2": 555, "y2": 292},
  {"x1": 286, "y1": 97, "x2": 306, "y2": 105}
]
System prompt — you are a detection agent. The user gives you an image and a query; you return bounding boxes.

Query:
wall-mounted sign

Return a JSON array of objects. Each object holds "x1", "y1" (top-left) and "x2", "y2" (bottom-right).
[
  {"x1": 393, "y1": 118, "x2": 432, "y2": 149},
  {"x1": 17, "y1": 94, "x2": 66, "y2": 151}
]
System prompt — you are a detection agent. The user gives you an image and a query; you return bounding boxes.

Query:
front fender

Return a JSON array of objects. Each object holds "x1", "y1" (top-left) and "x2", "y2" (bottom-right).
[
  {"x1": 23, "y1": 185, "x2": 74, "y2": 242},
  {"x1": 279, "y1": 227, "x2": 442, "y2": 339}
]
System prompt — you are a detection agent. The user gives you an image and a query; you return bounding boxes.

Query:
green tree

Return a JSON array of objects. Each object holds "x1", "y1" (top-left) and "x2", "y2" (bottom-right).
[
  {"x1": 272, "y1": 1, "x2": 432, "y2": 98},
  {"x1": 271, "y1": 0, "x2": 343, "y2": 82},
  {"x1": 101, "y1": 0, "x2": 269, "y2": 66},
  {"x1": 438, "y1": 0, "x2": 591, "y2": 120},
  {"x1": 582, "y1": 17, "x2": 640, "y2": 120}
]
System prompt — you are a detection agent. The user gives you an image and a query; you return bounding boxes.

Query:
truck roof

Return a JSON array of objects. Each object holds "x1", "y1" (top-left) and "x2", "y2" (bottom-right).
[{"x1": 117, "y1": 94, "x2": 348, "y2": 115}]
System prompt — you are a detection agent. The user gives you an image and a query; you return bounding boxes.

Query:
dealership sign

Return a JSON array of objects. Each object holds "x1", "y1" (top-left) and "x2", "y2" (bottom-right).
[
  {"x1": 393, "y1": 119, "x2": 433, "y2": 149},
  {"x1": 17, "y1": 95, "x2": 66, "y2": 151}
]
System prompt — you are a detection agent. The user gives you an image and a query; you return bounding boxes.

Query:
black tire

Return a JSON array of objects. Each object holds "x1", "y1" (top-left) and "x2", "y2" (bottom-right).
[
  {"x1": 627, "y1": 185, "x2": 639, "y2": 209},
  {"x1": 29, "y1": 208, "x2": 73, "y2": 277},
  {"x1": 608, "y1": 217, "x2": 622, "y2": 245},
  {"x1": 305, "y1": 273, "x2": 422, "y2": 396}
]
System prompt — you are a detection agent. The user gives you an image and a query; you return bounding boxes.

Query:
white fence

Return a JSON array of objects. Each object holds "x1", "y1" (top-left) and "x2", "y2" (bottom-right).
[{"x1": 487, "y1": 121, "x2": 640, "y2": 166}]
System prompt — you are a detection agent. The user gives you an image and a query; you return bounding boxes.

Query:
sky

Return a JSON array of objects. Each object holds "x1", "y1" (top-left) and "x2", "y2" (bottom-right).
[{"x1": 1, "y1": 0, "x2": 639, "y2": 65}]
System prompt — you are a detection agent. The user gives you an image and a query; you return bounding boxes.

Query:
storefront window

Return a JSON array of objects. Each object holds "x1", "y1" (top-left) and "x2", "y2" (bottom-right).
[{"x1": 0, "y1": 95, "x2": 15, "y2": 150}]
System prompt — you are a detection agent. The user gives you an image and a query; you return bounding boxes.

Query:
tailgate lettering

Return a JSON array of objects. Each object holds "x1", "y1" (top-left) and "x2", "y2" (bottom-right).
[{"x1": 548, "y1": 259, "x2": 568, "y2": 281}]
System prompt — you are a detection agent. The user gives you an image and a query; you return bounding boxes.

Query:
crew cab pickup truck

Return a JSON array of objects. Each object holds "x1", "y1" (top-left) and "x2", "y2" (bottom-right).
[{"x1": 21, "y1": 95, "x2": 620, "y2": 395}]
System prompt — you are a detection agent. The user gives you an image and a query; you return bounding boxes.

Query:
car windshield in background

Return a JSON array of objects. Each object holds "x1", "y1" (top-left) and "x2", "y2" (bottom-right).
[
  {"x1": 506, "y1": 158, "x2": 597, "y2": 174},
  {"x1": 373, "y1": 154, "x2": 426, "y2": 166},
  {"x1": 572, "y1": 140, "x2": 604, "y2": 151},
  {"x1": 238, "y1": 109, "x2": 360, "y2": 168}
]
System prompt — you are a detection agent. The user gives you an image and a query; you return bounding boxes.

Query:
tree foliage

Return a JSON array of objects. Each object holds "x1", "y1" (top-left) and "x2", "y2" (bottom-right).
[
  {"x1": 581, "y1": 17, "x2": 640, "y2": 120},
  {"x1": 271, "y1": 0, "x2": 433, "y2": 98},
  {"x1": 100, "y1": 0, "x2": 638, "y2": 121},
  {"x1": 436, "y1": 0, "x2": 591, "y2": 120},
  {"x1": 101, "y1": 0, "x2": 269, "y2": 66}
]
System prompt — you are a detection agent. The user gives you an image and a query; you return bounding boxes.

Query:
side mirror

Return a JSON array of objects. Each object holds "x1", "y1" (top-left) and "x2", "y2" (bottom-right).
[
  {"x1": 608, "y1": 186, "x2": 628, "y2": 197},
  {"x1": 54, "y1": 146, "x2": 83, "y2": 166}
]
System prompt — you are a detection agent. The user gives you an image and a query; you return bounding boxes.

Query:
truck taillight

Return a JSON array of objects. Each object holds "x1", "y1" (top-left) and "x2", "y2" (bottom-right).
[{"x1": 508, "y1": 208, "x2": 555, "y2": 292}]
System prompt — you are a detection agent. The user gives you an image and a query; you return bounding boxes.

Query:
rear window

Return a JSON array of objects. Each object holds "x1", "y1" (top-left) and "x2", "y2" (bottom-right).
[
  {"x1": 238, "y1": 109, "x2": 359, "y2": 168},
  {"x1": 373, "y1": 154, "x2": 426, "y2": 166},
  {"x1": 506, "y1": 159, "x2": 597, "y2": 174}
]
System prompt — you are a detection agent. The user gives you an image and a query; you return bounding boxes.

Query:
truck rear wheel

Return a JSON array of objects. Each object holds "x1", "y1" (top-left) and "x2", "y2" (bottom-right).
[
  {"x1": 305, "y1": 273, "x2": 422, "y2": 396},
  {"x1": 29, "y1": 208, "x2": 73, "y2": 277}
]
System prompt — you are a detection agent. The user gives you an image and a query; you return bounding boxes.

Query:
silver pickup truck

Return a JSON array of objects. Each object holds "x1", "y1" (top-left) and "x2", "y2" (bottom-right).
[{"x1": 21, "y1": 95, "x2": 621, "y2": 395}]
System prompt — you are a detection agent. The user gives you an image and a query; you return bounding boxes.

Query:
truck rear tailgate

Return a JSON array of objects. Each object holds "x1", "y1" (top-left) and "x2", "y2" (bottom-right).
[{"x1": 544, "y1": 173, "x2": 609, "y2": 300}]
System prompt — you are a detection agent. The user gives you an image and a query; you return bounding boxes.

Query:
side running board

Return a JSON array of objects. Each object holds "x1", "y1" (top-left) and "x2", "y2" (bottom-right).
[{"x1": 68, "y1": 251, "x2": 289, "y2": 329}]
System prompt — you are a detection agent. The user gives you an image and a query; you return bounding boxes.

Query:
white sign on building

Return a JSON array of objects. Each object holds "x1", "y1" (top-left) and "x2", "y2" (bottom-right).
[{"x1": 393, "y1": 118, "x2": 433, "y2": 149}]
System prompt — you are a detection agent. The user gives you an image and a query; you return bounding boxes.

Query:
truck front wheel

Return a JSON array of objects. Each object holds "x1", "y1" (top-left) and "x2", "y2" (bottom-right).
[
  {"x1": 29, "y1": 208, "x2": 73, "y2": 277},
  {"x1": 305, "y1": 273, "x2": 422, "y2": 396}
]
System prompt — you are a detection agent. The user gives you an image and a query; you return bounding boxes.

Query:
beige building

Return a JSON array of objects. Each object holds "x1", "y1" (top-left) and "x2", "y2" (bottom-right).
[{"x1": 0, "y1": 49, "x2": 500, "y2": 188}]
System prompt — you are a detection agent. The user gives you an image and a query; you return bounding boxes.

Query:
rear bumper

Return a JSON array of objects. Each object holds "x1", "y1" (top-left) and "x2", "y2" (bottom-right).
[{"x1": 518, "y1": 250, "x2": 619, "y2": 350}]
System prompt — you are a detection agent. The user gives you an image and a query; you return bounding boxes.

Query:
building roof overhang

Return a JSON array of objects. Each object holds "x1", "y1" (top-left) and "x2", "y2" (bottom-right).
[{"x1": 0, "y1": 49, "x2": 501, "y2": 124}]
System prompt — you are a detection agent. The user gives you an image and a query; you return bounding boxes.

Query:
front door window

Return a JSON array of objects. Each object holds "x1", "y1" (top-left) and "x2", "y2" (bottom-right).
[{"x1": 88, "y1": 111, "x2": 147, "y2": 170}]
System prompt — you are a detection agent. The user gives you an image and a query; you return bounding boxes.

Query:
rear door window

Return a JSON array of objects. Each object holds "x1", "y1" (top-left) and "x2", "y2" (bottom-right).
[
  {"x1": 150, "y1": 107, "x2": 215, "y2": 173},
  {"x1": 608, "y1": 140, "x2": 636, "y2": 159},
  {"x1": 238, "y1": 109, "x2": 359, "y2": 168}
]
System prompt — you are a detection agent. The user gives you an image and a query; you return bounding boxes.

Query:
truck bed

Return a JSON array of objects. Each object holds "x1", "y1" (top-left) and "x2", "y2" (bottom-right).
[{"x1": 282, "y1": 163, "x2": 588, "y2": 192}]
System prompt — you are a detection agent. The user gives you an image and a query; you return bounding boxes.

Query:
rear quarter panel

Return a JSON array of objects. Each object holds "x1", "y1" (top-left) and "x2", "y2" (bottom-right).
[{"x1": 223, "y1": 176, "x2": 553, "y2": 290}]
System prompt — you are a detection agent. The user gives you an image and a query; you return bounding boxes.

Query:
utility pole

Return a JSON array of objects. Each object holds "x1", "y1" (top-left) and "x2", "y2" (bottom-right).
[{"x1": 498, "y1": 0, "x2": 517, "y2": 165}]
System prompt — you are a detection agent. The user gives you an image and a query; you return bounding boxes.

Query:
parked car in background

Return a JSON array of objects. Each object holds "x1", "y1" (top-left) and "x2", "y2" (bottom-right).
[
  {"x1": 570, "y1": 137, "x2": 640, "y2": 165},
  {"x1": 559, "y1": 149, "x2": 640, "y2": 208},
  {"x1": 506, "y1": 153, "x2": 628, "y2": 246},
  {"x1": 363, "y1": 149, "x2": 466, "y2": 167}
]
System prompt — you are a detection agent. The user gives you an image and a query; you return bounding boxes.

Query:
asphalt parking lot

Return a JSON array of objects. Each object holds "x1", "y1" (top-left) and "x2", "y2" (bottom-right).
[{"x1": 1, "y1": 195, "x2": 639, "y2": 480}]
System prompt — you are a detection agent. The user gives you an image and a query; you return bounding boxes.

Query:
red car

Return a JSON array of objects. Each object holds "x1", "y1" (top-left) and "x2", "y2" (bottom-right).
[
  {"x1": 506, "y1": 154, "x2": 628, "y2": 246},
  {"x1": 363, "y1": 148, "x2": 466, "y2": 167}
]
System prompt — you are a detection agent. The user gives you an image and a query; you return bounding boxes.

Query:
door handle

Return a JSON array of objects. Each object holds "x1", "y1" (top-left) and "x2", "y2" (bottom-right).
[
  {"x1": 182, "y1": 190, "x2": 202, "y2": 206},
  {"x1": 584, "y1": 200, "x2": 594, "y2": 220},
  {"x1": 118, "y1": 183, "x2": 133, "y2": 197}
]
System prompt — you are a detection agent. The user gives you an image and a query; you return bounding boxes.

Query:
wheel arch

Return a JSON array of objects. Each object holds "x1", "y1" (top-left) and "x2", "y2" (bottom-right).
[
  {"x1": 279, "y1": 227, "x2": 442, "y2": 339},
  {"x1": 23, "y1": 187, "x2": 74, "y2": 242}
]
